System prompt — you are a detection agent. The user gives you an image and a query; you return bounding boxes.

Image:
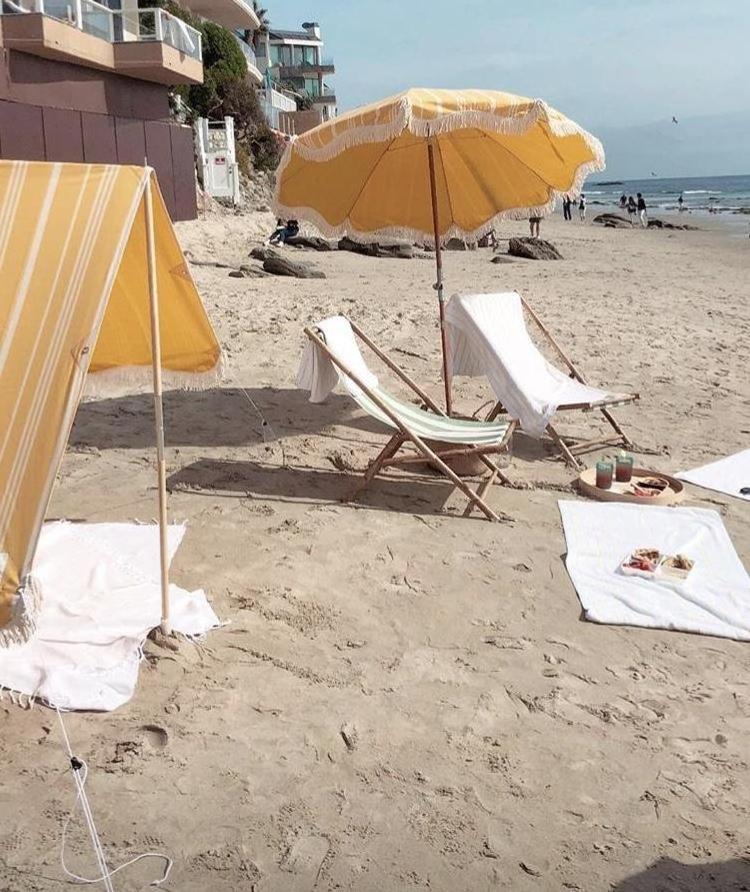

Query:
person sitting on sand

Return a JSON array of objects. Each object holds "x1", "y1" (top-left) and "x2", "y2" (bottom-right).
[
  {"x1": 627, "y1": 195, "x2": 637, "y2": 223},
  {"x1": 578, "y1": 194, "x2": 586, "y2": 221},
  {"x1": 637, "y1": 193, "x2": 648, "y2": 228},
  {"x1": 529, "y1": 215, "x2": 542, "y2": 238},
  {"x1": 269, "y1": 218, "x2": 300, "y2": 245}
]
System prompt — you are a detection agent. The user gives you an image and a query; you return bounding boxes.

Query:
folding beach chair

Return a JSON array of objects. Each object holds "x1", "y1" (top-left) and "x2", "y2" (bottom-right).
[
  {"x1": 299, "y1": 316, "x2": 517, "y2": 522},
  {"x1": 445, "y1": 292, "x2": 639, "y2": 470}
]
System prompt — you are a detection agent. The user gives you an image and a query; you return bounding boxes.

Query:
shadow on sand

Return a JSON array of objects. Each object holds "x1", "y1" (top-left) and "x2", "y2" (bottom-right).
[
  {"x1": 71, "y1": 386, "x2": 386, "y2": 449},
  {"x1": 611, "y1": 856, "x2": 750, "y2": 891},
  {"x1": 166, "y1": 457, "x2": 473, "y2": 520}
]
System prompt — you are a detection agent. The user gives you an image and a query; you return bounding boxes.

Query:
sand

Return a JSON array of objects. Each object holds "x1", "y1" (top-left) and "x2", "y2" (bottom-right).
[{"x1": 1, "y1": 207, "x2": 749, "y2": 891}]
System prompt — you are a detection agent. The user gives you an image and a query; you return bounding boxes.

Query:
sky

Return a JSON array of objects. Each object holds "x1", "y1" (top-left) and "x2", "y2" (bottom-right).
[{"x1": 272, "y1": 0, "x2": 750, "y2": 177}]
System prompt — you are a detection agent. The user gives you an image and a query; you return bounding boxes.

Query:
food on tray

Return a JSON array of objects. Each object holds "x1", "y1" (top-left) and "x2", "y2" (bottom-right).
[
  {"x1": 633, "y1": 476, "x2": 669, "y2": 498},
  {"x1": 619, "y1": 548, "x2": 695, "y2": 583},
  {"x1": 660, "y1": 554, "x2": 695, "y2": 580},
  {"x1": 622, "y1": 548, "x2": 661, "y2": 573}
]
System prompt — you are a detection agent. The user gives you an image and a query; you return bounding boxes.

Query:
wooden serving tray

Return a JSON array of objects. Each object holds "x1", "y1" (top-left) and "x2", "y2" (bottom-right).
[{"x1": 577, "y1": 467, "x2": 684, "y2": 505}]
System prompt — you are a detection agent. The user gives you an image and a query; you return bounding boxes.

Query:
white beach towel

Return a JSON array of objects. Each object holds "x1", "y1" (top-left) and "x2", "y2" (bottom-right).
[
  {"x1": 559, "y1": 500, "x2": 750, "y2": 640},
  {"x1": 0, "y1": 522, "x2": 220, "y2": 711},
  {"x1": 297, "y1": 315, "x2": 379, "y2": 402},
  {"x1": 445, "y1": 292, "x2": 612, "y2": 437},
  {"x1": 677, "y1": 449, "x2": 750, "y2": 502}
]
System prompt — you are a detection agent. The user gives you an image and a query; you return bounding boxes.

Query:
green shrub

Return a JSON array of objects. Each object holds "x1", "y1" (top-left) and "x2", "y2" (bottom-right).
[
  {"x1": 218, "y1": 79, "x2": 282, "y2": 171},
  {"x1": 147, "y1": 0, "x2": 280, "y2": 170},
  {"x1": 200, "y1": 21, "x2": 247, "y2": 79}
]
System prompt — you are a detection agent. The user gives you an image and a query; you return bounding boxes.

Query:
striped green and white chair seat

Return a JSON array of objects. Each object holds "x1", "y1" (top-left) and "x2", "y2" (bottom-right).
[
  {"x1": 305, "y1": 314, "x2": 511, "y2": 446},
  {"x1": 350, "y1": 385, "x2": 511, "y2": 445}
]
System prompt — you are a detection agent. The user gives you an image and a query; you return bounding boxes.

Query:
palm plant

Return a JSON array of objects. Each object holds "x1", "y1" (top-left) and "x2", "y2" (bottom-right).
[{"x1": 252, "y1": 1, "x2": 269, "y2": 50}]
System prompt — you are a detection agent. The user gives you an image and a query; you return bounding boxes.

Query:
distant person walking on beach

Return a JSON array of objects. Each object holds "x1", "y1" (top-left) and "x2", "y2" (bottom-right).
[
  {"x1": 619, "y1": 193, "x2": 627, "y2": 209},
  {"x1": 627, "y1": 195, "x2": 637, "y2": 223},
  {"x1": 562, "y1": 195, "x2": 572, "y2": 221},
  {"x1": 529, "y1": 215, "x2": 542, "y2": 238},
  {"x1": 678, "y1": 193, "x2": 685, "y2": 212},
  {"x1": 637, "y1": 193, "x2": 647, "y2": 227},
  {"x1": 578, "y1": 194, "x2": 586, "y2": 221}
]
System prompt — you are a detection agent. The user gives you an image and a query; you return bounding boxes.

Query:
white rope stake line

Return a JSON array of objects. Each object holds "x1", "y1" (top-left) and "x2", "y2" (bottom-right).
[
  {"x1": 238, "y1": 387, "x2": 287, "y2": 467},
  {"x1": 55, "y1": 708, "x2": 173, "y2": 889}
]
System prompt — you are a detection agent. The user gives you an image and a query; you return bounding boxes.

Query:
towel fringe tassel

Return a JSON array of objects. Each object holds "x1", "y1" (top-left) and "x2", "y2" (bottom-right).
[{"x1": 0, "y1": 576, "x2": 42, "y2": 649}]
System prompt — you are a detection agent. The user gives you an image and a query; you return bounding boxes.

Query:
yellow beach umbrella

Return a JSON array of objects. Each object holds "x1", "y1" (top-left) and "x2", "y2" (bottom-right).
[{"x1": 275, "y1": 88, "x2": 605, "y2": 412}]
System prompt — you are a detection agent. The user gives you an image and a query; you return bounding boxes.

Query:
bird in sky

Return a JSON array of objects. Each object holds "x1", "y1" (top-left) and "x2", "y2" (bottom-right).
[{"x1": 672, "y1": 116, "x2": 679, "y2": 124}]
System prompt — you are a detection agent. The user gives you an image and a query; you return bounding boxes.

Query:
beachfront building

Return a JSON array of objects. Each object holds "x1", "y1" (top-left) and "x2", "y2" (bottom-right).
[
  {"x1": 180, "y1": 0, "x2": 263, "y2": 86},
  {"x1": 0, "y1": 0, "x2": 264, "y2": 220},
  {"x1": 267, "y1": 21, "x2": 336, "y2": 130}
]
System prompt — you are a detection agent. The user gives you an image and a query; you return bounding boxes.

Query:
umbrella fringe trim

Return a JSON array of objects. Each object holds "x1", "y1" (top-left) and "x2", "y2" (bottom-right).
[
  {"x1": 287, "y1": 94, "x2": 412, "y2": 163},
  {"x1": 281, "y1": 98, "x2": 604, "y2": 167},
  {"x1": 275, "y1": 154, "x2": 604, "y2": 247}
]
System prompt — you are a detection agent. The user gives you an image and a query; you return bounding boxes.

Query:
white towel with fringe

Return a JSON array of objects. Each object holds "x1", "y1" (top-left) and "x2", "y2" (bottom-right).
[
  {"x1": 559, "y1": 500, "x2": 750, "y2": 640},
  {"x1": 297, "y1": 315, "x2": 379, "y2": 402},
  {"x1": 0, "y1": 522, "x2": 220, "y2": 711},
  {"x1": 445, "y1": 292, "x2": 611, "y2": 437},
  {"x1": 677, "y1": 449, "x2": 750, "y2": 502}
]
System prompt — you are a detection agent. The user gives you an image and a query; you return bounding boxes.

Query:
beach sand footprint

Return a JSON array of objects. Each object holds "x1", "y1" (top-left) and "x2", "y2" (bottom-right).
[
  {"x1": 140, "y1": 724, "x2": 169, "y2": 750},
  {"x1": 280, "y1": 835, "x2": 330, "y2": 885}
]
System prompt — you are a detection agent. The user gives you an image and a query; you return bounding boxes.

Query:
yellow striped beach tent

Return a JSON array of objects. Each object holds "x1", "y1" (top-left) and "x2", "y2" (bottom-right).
[{"x1": 0, "y1": 161, "x2": 221, "y2": 647}]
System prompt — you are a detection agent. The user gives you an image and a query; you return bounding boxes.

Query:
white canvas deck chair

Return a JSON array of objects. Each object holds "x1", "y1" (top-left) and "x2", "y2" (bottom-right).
[
  {"x1": 298, "y1": 316, "x2": 517, "y2": 522},
  {"x1": 445, "y1": 292, "x2": 639, "y2": 470}
]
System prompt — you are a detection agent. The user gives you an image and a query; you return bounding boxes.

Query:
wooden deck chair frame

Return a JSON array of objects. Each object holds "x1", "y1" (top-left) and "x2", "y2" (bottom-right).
[
  {"x1": 485, "y1": 296, "x2": 639, "y2": 471},
  {"x1": 303, "y1": 320, "x2": 517, "y2": 522}
]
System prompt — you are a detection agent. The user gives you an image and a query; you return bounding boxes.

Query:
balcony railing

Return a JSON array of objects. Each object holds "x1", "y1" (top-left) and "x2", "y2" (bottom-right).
[
  {"x1": 310, "y1": 84, "x2": 335, "y2": 104},
  {"x1": 233, "y1": 33, "x2": 257, "y2": 68},
  {"x1": 115, "y1": 8, "x2": 202, "y2": 60},
  {"x1": 0, "y1": 1, "x2": 202, "y2": 61},
  {"x1": 2, "y1": 0, "x2": 114, "y2": 40},
  {"x1": 259, "y1": 86, "x2": 297, "y2": 129},
  {"x1": 274, "y1": 57, "x2": 335, "y2": 72}
]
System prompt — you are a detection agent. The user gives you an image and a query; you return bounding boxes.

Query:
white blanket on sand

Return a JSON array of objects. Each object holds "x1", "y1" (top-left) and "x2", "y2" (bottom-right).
[
  {"x1": 677, "y1": 449, "x2": 750, "y2": 502},
  {"x1": 0, "y1": 522, "x2": 220, "y2": 711},
  {"x1": 445, "y1": 292, "x2": 612, "y2": 438},
  {"x1": 559, "y1": 500, "x2": 750, "y2": 641},
  {"x1": 297, "y1": 315, "x2": 379, "y2": 402}
]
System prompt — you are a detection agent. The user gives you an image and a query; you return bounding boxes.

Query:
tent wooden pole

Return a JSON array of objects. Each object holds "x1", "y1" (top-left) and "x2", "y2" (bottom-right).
[
  {"x1": 144, "y1": 168, "x2": 171, "y2": 636},
  {"x1": 427, "y1": 138, "x2": 452, "y2": 416}
]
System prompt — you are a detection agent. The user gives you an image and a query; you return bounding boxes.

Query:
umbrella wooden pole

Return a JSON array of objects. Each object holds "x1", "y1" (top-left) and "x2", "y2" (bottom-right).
[
  {"x1": 144, "y1": 169, "x2": 171, "y2": 636},
  {"x1": 427, "y1": 139, "x2": 452, "y2": 416}
]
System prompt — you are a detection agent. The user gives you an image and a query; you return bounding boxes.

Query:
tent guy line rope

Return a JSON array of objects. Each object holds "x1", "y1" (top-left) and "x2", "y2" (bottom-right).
[
  {"x1": 55, "y1": 708, "x2": 173, "y2": 889},
  {"x1": 238, "y1": 386, "x2": 288, "y2": 467}
]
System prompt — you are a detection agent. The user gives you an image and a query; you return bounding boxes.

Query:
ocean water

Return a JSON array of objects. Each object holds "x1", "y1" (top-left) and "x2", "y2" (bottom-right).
[{"x1": 583, "y1": 174, "x2": 750, "y2": 215}]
